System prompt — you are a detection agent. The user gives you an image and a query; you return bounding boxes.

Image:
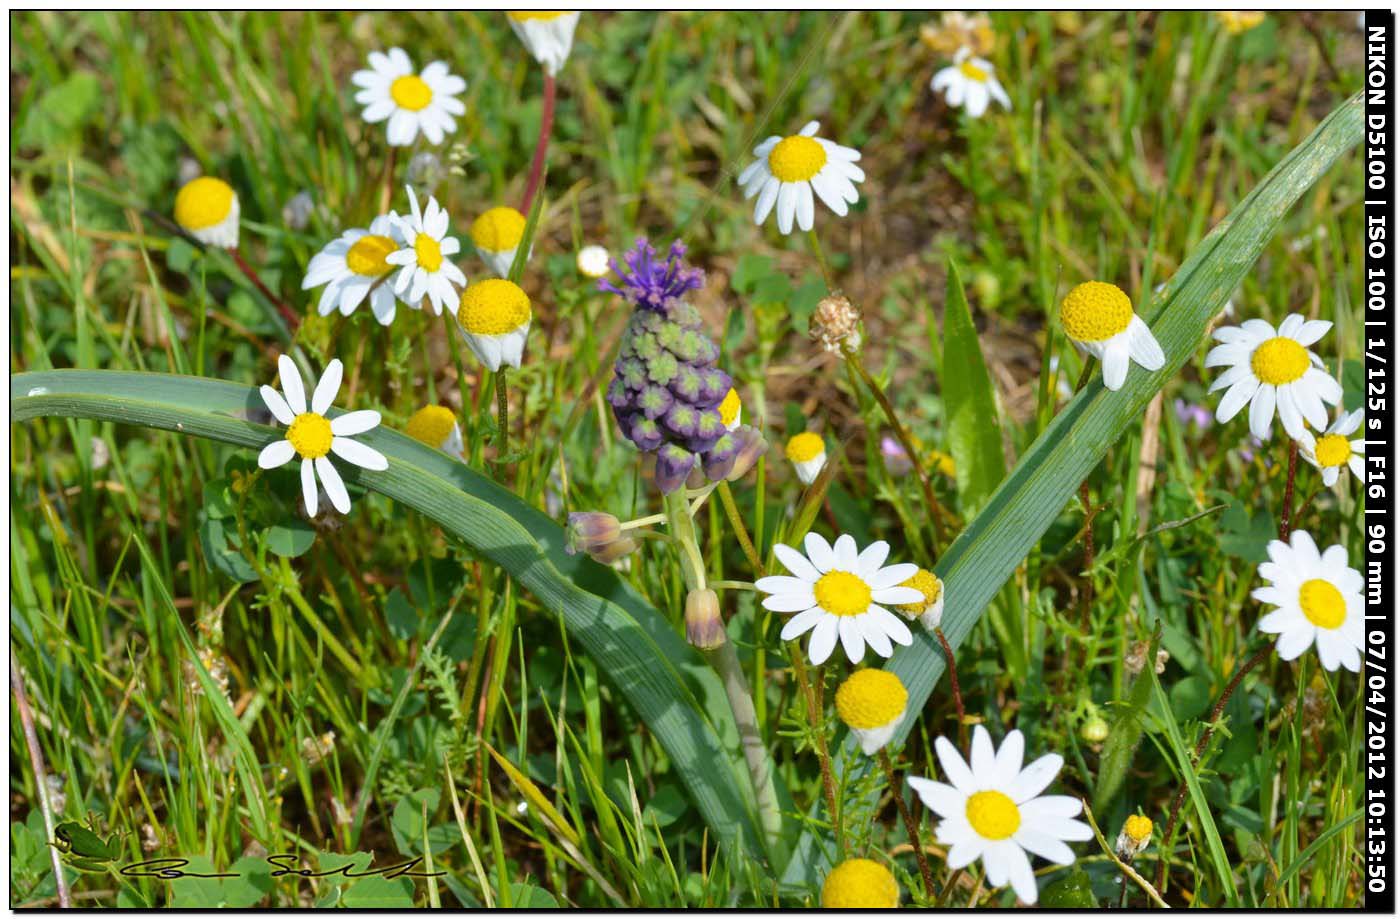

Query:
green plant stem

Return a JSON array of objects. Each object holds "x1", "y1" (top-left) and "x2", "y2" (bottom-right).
[
  {"x1": 380, "y1": 144, "x2": 398, "y2": 215},
  {"x1": 1078, "y1": 479, "x2": 1096, "y2": 632},
  {"x1": 717, "y1": 480, "x2": 763, "y2": 574},
  {"x1": 1155, "y1": 642, "x2": 1273, "y2": 894},
  {"x1": 1081, "y1": 799, "x2": 1169, "y2": 909},
  {"x1": 806, "y1": 229, "x2": 834, "y2": 290},
  {"x1": 10, "y1": 658, "x2": 72, "y2": 908},
  {"x1": 495, "y1": 368, "x2": 509, "y2": 457},
  {"x1": 934, "y1": 868, "x2": 964, "y2": 907},
  {"x1": 842, "y1": 351, "x2": 950, "y2": 550},
  {"x1": 790, "y1": 650, "x2": 844, "y2": 858},
  {"x1": 230, "y1": 248, "x2": 298, "y2": 329},
  {"x1": 877, "y1": 749, "x2": 934, "y2": 898}
]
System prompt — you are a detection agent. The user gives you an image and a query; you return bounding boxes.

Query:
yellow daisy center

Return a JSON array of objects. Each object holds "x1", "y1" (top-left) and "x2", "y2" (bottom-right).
[
  {"x1": 1124, "y1": 814, "x2": 1153, "y2": 845},
  {"x1": 835, "y1": 669, "x2": 908, "y2": 730},
  {"x1": 813, "y1": 570, "x2": 872, "y2": 618},
  {"x1": 958, "y1": 59, "x2": 989, "y2": 82},
  {"x1": 345, "y1": 234, "x2": 397, "y2": 277},
  {"x1": 470, "y1": 206, "x2": 527, "y2": 253},
  {"x1": 458, "y1": 278, "x2": 532, "y2": 335},
  {"x1": 414, "y1": 232, "x2": 444, "y2": 273},
  {"x1": 718, "y1": 388, "x2": 741, "y2": 427},
  {"x1": 1060, "y1": 281, "x2": 1134, "y2": 342},
  {"x1": 768, "y1": 135, "x2": 828, "y2": 183},
  {"x1": 821, "y1": 858, "x2": 899, "y2": 909},
  {"x1": 1314, "y1": 433, "x2": 1352, "y2": 468},
  {"x1": 390, "y1": 74, "x2": 433, "y2": 111},
  {"x1": 508, "y1": 10, "x2": 569, "y2": 21},
  {"x1": 896, "y1": 569, "x2": 942, "y2": 616},
  {"x1": 785, "y1": 432, "x2": 825, "y2": 463},
  {"x1": 1298, "y1": 578, "x2": 1346, "y2": 630},
  {"x1": 174, "y1": 177, "x2": 235, "y2": 231},
  {"x1": 1250, "y1": 337, "x2": 1310, "y2": 386},
  {"x1": 286, "y1": 412, "x2": 333, "y2": 460},
  {"x1": 405, "y1": 405, "x2": 457, "y2": 448},
  {"x1": 966, "y1": 790, "x2": 1021, "y2": 840}
]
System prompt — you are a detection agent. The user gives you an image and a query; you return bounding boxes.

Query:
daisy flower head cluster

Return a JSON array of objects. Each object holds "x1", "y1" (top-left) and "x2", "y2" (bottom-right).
[
  {"x1": 756, "y1": 533, "x2": 921, "y2": 666},
  {"x1": 1059, "y1": 281, "x2": 1164, "y2": 391},
  {"x1": 1253, "y1": 529, "x2": 1363, "y2": 672},
  {"x1": 835, "y1": 668, "x2": 909, "y2": 754},
  {"x1": 603, "y1": 239, "x2": 763, "y2": 493},
  {"x1": 257, "y1": 355, "x2": 387, "y2": 516},
  {"x1": 931, "y1": 47, "x2": 1011, "y2": 117},
  {"x1": 456, "y1": 278, "x2": 533, "y2": 372},
  {"x1": 908, "y1": 727, "x2": 1090, "y2": 905},
  {"x1": 738, "y1": 121, "x2": 864, "y2": 235},
  {"x1": 506, "y1": 11, "x2": 581, "y2": 76},
  {"x1": 785, "y1": 431, "x2": 827, "y2": 485},
  {"x1": 352, "y1": 48, "x2": 466, "y2": 147},
  {"x1": 1206, "y1": 313, "x2": 1340, "y2": 440},
  {"x1": 174, "y1": 176, "x2": 240, "y2": 249},
  {"x1": 388, "y1": 186, "x2": 467, "y2": 316},
  {"x1": 404, "y1": 404, "x2": 465, "y2": 461},
  {"x1": 1299, "y1": 408, "x2": 1365, "y2": 487},
  {"x1": 470, "y1": 205, "x2": 529, "y2": 278},
  {"x1": 821, "y1": 857, "x2": 900, "y2": 908}
]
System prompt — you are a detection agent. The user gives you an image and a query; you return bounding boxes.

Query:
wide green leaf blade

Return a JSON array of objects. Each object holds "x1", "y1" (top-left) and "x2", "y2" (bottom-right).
[
  {"x1": 780, "y1": 92, "x2": 1362, "y2": 889},
  {"x1": 10, "y1": 369, "x2": 779, "y2": 869},
  {"x1": 941, "y1": 258, "x2": 1006, "y2": 515}
]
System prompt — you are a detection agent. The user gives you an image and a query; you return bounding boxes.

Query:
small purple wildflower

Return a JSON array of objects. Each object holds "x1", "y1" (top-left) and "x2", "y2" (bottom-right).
[
  {"x1": 880, "y1": 436, "x2": 913, "y2": 476},
  {"x1": 598, "y1": 238, "x2": 706, "y2": 310},
  {"x1": 1173, "y1": 398, "x2": 1212, "y2": 431}
]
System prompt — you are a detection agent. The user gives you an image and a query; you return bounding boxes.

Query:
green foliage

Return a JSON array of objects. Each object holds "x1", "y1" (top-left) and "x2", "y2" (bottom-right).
[{"x1": 940, "y1": 258, "x2": 1006, "y2": 516}]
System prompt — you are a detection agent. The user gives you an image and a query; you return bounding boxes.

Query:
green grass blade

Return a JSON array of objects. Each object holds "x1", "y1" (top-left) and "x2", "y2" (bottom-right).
[
  {"x1": 941, "y1": 258, "x2": 1006, "y2": 516},
  {"x1": 10, "y1": 368, "x2": 777, "y2": 871},
  {"x1": 780, "y1": 91, "x2": 1362, "y2": 889}
]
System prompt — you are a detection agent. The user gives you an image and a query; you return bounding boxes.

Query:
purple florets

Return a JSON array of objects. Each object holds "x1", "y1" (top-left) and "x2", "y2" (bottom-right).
[
  {"x1": 599, "y1": 238, "x2": 706, "y2": 310},
  {"x1": 605, "y1": 238, "x2": 756, "y2": 494}
]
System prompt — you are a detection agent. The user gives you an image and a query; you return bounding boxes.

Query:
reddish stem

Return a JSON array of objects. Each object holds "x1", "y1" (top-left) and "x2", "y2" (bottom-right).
[
  {"x1": 1279, "y1": 440, "x2": 1299, "y2": 540},
  {"x1": 519, "y1": 72, "x2": 557, "y2": 215},
  {"x1": 231, "y1": 248, "x2": 299, "y2": 329},
  {"x1": 934, "y1": 627, "x2": 966, "y2": 747}
]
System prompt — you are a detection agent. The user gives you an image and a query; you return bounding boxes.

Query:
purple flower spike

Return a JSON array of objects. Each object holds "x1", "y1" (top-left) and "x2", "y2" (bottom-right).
[
  {"x1": 599, "y1": 238, "x2": 706, "y2": 309},
  {"x1": 654, "y1": 444, "x2": 697, "y2": 494}
]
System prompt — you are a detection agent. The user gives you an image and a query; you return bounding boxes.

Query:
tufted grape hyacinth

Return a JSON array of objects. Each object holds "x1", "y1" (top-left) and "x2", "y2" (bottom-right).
[{"x1": 603, "y1": 238, "x2": 758, "y2": 494}]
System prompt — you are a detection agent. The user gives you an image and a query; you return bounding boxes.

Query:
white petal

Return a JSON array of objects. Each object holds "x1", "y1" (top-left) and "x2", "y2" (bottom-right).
[
  {"x1": 795, "y1": 181, "x2": 815, "y2": 232},
  {"x1": 260, "y1": 385, "x2": 296, "y2": 425},
  {"x1": 330, "y1": 436, "x2": 388, "y2": 471},
  {"x1": 1101, "y1": 342, "x2": 1130, "y2": 391},
  {"x1": 301, "y1": 459, "x2": 318, "y2": 516},
  {"x1": 860, "y1": 616, "x2": 893, "y2": 657},
  {"x1": 970, "y1": 725, "x2": 997, "y2": 778},
  {"x1": 1014, "y1": 828, "x2": 1076, "y2": 865},
  {"x1": 762, "y1": 591, "x2": 820, "y2": 613},
  {"x1": 316, "y1": 456, "x2": 351, "y2": 513},
  {"x1": 311, "y1": 359, "x2": 343, "y2": 415},
  {"x1": 258, "y1": 439, "x2": 295, "y2": 469},
  {"x1": 838, "y1": 616, "x2": 867, "y2": 663},
  {"x1": 855, "y1": 540, "x2": 890, "y2": 576},
  {"x1": 807, "y1": 616, "x2": 839, "y2": 665},
  {"x1": 993, "y1": 730, "x2": 1024, "y2": 784},
  {"x1": 773, "y1": 543, "x2": 821, "y2": 581},
  {"x1": 804, "y1": 532, "x2": 836, "y2": 572},
  {"x1": 780, "y1": 607, "x2": 826, "y2": 641},
  {"x1": 775, "y1": 182, "x2": 798, "y2": 235},
  {"x1": 868, "y1": 562, "x2": 919, "y2": 589},
  {"x1": 832, "y1": 534, "x2": 859, "y2": 570},
  {"x1": 278, "y1": 354, "x2": 307, "y2": 414},
  {"x1": 1129, "y1": 316, "x2": 1165, "y2": 370},
  {"x1": 1274, "y1": 625, "x2": 1315, "y2": 661},
  {"x1": 1011, "y1": 753, "x2": 1064, "y2": 803},
  {"x1": 935, "y1": 735, "x2": 976, "y2": 793},
  {"x1": 1248, "y1": 384, "x2": 1277, "y2": 440},
  {"x1": 906, "y1": 776, "x2": 964, "y2": 818},
  {"x1": 330, "y1": 410, "x2": 381, "y2": 436}
]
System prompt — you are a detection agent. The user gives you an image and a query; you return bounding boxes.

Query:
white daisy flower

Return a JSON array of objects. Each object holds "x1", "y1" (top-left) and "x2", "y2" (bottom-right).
[
  {"x1": 404, "y1": 405, "x2": 465, "y2": 461},
  {"x1": 931, "y1": 47, "x2": 1012, "y2": 118},
  {"x1": 257, "y1": 355, "x2": 388, "y2": 516},
  {"x1": 455, "y1": 278, "x2": 532, "y2": 372},
  {"x1": 718, "y1": 388, "x2": 742, "y2": 431},
  {"x1": 1059, "y1": 281, "x2": 1165, "y2": 391},
  {"x1": 1298, "y1": 407, "x2": 1365, "y2": 487},
  {"x1": 1206, "y1": 313, "x2": 1341, "y2": 440},
  {"x1": 1253, "y1": 529, "x2": 1364, "y2": 672},
  {"x1": 756, "y1": 533, "x2": 921, "y2": 666},
  {"x1": 785, "y1": 432, "x2": 827, "y2": 485},
  {"x1": 907, "y1": 726, "x2": 1091, "y2": 905},
  {"x1": 737, "y1": 120, "x2": 864, "y2": 235},
  {"x1": 174, "y1": 176, "x2": 240, "y2": 249},
  {"x1": 577, "y1": 244, "x2": 611, "y2": 279},
  {"x1": 302, "y1": 215, "x2": 404, "y2": 325},
  {"x1": 351, "y1": 48, "x2": 466, "y2": 147},
  {"x1": 506, "y1": 11, "x2": 581, "y2": 76},
  {"x1": 386, "y1": 187, "x2": 467, "y2": 316},
  {"x1": 835, "y1": 669, "x2": 909, "y2": 755},
  {"x1": 469, "y1": 206, "x2": 528, "y2": 279}
]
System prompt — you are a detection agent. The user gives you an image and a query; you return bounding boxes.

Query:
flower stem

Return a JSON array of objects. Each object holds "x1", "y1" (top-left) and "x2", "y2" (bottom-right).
[
  {"x1": 877, "y1": 749, "x2": 934, "y2": 899},
  {"x1": 519, "y1": 72, "x2": 557, "y2": 215},
  {"x1": 1078, "y1": 479, "x2": 1096, "y2": 632},
  {"x1": 934, "y1": 868, "x2": 964, "y2": 907},
  {"x1": 843, "y1": 351, "x2": 950, "y2": 550},
  {"x1": 789, "y1": 649, "x2": 844, "y2": 857},
  {"x1": 495, "y1": 368, "x2": 510, "y2": 457},
  {"x1": 933, "y1": 627, "x2": 966, "y2": 748},
  {"x1": 231, "y1": 248, "x2": 298, "y2": 329},
  {"x1": 380, "y1": 145, "x2": 399, "y2": 215},
  {"x1": 1081, "y1": 799, "x2": 1169, "y2": 909},
  {"x1": 11, "y1": 659, "x2": 71, "y2": 908},
  {"x1": 1279, "y1": 439, "x2": 1299, "y2": 540},
  {"x1": 1155, "y1": 642, "x2": 1273, "y2": 894},
  {"x1": 806, "y1": 229, "x2": 834, "y2": 290},
  {"x1": 717, "y1": 480, "x2": 763, "y2": 574}
]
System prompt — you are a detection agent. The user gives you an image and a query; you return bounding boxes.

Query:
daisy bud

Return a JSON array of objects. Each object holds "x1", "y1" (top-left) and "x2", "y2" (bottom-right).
[
  {"x1": 174, "y1": 176, "x2": 240, "y2": 249},
  {"x1": 895, "y1": 568, "x2": 944, "y2": 631},
  {"x1": 456, "y1": 278, "x2": 532, "y2": 372},
  {"x1": 404, "y1": 405, "x2": 465, "y2": 461},
  {"x1": 684, "y1": 588, "x2": 727, "y2": 650},
  {"x1": 506, "y1": 11, "x2": 581, "y2": 76},
  {"x1": 835, "y1": 669, "x2": 909, "y2": 755},
  {"x1": 821, "y1": 858, "x2": 900, "y2": 909},
  {"x1": 1079, "y1": 714, "x2": 1109, "y2": 744},
  {"x1": 1116, "y1": 814, "x2": 1153, "y2": 860},
  {"x1": 785, "y1": 432, "x2": 827, "y2": 485},
  {"x1": 469, "y1": 206, "x2": 528, "y2": 279},
  {"x1": 1059, "y1": 281, "x2": 1164, "y2": 392},
  {"x1": 726, "y1": 425, "x2": 768, "y2": 482},
  {"x1": 809, "y1": 293, "x2": 862, "y2": 354},
  {"x1": 577, "y1": 244, "x2": 610, "y2": 279},
  {"x1": 565, "y1": 512, "x2": 622, "y2": 556}
]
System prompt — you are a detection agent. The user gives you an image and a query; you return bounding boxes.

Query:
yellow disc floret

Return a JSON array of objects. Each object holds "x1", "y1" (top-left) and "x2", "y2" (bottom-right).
[
  {"x1": 405, "y1": 405, "x2": 457, "y2": 448},
  {"x1": 718, "y1": 388, "x2": 741, "y2": 427},
  {"x1": 346, "y1": 234, "x2": 397, "y2": 277},
  {"x1": 1298, "y1": 578, "x2": 1346, "y2": 630},
  {"x1": 1124, "y1": 814, "x2": 1153, "y2": 845},
  {"x1": 414, "y1": 233, "x2": 444, "y2": 273},
  {"x1": 785, "y1": 432, "x2": 825, "y2": 463},
  {"x1": 768, "y1": 135, "x2": 828, "y2": 183},
  {"x1": 814, "y1": 571, "x2": 872, "y2": 618},
  {"x1": 508, "y1": 10, "x2": 569, "y2": 21},
  {"x1": 1217, "y1": 10, "x2": 1266, "y2": 34},
  {"x1": 470, "y1": 206, "x2": 527, "y2": 253},
  {"x1": 966, "y1": 790, "x2": 1021, "y2": 840},
  {"x1": 959, "y1": 59, "x2": 989, "y2": 82},
  {"x1": 1314, "y1": 433, "x2": 1352, "y2": 468},
  {"x1": 1250, "y1": 337, "x2": 1310, "y2": 386},
  {"x1": 458, "y1": 279, "x2": 531, "y2": 335},
  {"x1": 896, "y1": 569, "x2": 942, "y2": 617},
  {"x1": 1060, "y1": 281, "x2": 1134, "y2": 342},
  {"x1": 390, "y1": 74, "x2": 433, "y2": 111},
  {"x1": 286, "y1": 413, "x2": 334, "y2": 460},
  {"x1": 821, "y1": 858, "x2": 899, "y2": 909},
  {"x1": 174, "y1": 177, "x2": 235, "y2": 231},
  {"x1": 835, "y1": 669, "x2": 908, "y2": 730}
]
